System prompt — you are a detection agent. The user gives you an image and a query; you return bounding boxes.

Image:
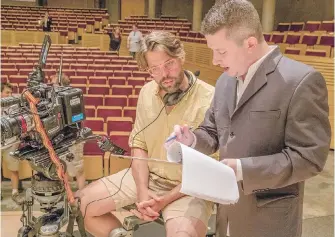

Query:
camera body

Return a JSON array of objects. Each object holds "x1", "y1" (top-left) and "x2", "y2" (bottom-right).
[
  {"x1": 1, "y1": 68, "x2": 86, "y2": 181},
  {"x1": 1, "y1": 34, "x2": 125, "y2": 237},
  {"x1": 0, "y1": 35, "x2": 90, "y2": 237}
]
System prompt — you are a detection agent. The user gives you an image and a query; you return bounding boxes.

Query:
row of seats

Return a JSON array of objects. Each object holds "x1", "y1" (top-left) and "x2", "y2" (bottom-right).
[
  {"x1": 1, "y1": 5, "x2": 109, "y2": 34},
  {"x1": 264, "y1": 31, "x2": 334, "y2": 45},
  {"x1": 276, "y1": 20, "x2": 334, "y2": 33},
  {"x1": 3, "y1": 73, "x2": 149, "y2": 84},
  {"x1": 6, "y1": 81, "x2": 144, "y2": 97},
  {"x1": 1, "y1": 5, "x2": 107, "y2": 13},
  {"x1": 284, "y1": 48, "x2": 334, "y2": 57},
  {"x1": 264, "y1": 31, "x2": 334, "y2": 57},
  {"x1": 2, "y1": 62, "x2": 139, "y2": 70},
  {"x1": 103, "y1": 15, "x2": 208, "y2": 43},
  {"x1": 2, "y1": 68, "x2": 149, "y2": 78},
  {"x1": 125, "y1": 15, "x2": 188, "y2": 22}
]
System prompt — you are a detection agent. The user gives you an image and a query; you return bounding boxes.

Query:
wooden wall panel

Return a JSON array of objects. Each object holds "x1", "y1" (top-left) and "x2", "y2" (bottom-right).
[
  {"x1": 121, "y1": 0, "x2": 145, "y2": 20},
  {"x1": 46, "y1": 0, "x2": 95, "y2": 9},
  {"x1": 1, "y1": 30, "x2": 59, "y2": 45}
]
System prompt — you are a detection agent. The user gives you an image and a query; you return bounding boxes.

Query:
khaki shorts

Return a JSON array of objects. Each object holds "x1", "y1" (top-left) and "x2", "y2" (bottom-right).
[
  {"x1": 101, "y1": 169, "x2": 214, "y2": 226},
  {"x1": 66, "y1": 143, "x2": 84, "y2": 177},
  {"x1": 2, "y1": 144, "x2": 20, "y2": 172}
]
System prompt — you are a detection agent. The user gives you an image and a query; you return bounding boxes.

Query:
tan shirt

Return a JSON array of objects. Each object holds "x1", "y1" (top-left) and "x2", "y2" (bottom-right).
[{"x1": 129, "y1": 71, "x2": 214, "y2": 186}]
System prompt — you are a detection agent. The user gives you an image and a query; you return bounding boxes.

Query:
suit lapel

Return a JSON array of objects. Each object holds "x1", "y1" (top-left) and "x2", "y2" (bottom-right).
[
  {"x1": 233, "y1": 47, "x2": 283, "y2": 115},
  {"x1": 226, "y1": 77, "x2": 237, "y2": 117}
]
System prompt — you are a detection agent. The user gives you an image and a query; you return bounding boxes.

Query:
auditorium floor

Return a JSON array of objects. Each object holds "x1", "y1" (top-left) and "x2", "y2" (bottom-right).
[{"x1": 1, "y1": 151, "x2": 334, "y2": 237}]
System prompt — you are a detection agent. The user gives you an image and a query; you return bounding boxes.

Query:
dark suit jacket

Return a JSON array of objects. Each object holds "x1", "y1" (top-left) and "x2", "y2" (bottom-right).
[{"x1": 193, "y1": 46, "x2": 331, "y2": 237}]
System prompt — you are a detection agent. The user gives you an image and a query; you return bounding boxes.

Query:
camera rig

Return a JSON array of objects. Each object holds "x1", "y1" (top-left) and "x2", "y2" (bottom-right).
[{"x1": 1, "y1": 35, "x2": 125, "y2": 237}]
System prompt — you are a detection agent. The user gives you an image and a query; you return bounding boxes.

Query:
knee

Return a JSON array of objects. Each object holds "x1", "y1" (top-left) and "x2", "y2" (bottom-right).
[
  {"x1": 166, "y1": 217, "x2": 206, "y2": 237},
  {"x1": 78, "y1": 189, "x2": 95, "y2": 218}
]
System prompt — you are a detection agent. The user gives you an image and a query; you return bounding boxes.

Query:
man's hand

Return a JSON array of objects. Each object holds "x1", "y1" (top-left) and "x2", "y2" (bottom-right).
[
  {"x1": 136, "y1": 191, "x2": 166, "y2": 214},
  {"x1": 164, "y1": 124, "x2": 195, "y2": 149},
  {"x1": 221, "y1": 159, "x2": 237, "y2": 175},
  {"x1": 131, "y1": 190, "x2": 161, "y2": 221}
]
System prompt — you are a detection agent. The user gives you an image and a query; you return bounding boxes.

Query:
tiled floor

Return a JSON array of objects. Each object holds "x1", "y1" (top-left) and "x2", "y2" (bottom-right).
[{"x1": 1, "y1": 151, "x2": 334, "y2": 237}]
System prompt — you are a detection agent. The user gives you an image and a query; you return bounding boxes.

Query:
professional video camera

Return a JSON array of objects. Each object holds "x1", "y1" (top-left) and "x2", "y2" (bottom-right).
[{"x1": 0, "y1": 35, "x2": 125, "y2": 237}]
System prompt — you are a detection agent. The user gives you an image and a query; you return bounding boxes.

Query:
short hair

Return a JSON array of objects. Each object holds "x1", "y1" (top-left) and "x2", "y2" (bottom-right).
[
  {"x1": 201, "y1": 0, "x2": 264, "y2": 44},
  {"x1": 1, "y1": 82, "x2": 13, "y2": 92},
  {"x1": 136, "y1": 31, "x2": 185, "y2": 70},
  {"x1": 53, "y1": 73, "x2": 70, "y2": 86}
]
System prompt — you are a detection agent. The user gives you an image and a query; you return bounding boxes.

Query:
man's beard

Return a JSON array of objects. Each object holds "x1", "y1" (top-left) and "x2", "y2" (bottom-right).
[{"x1": 159, "y1": 71, "x2": 184, "y2": 93}]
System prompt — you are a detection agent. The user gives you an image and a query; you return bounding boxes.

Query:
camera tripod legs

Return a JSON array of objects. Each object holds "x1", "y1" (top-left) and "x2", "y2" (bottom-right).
[{"x1": 65, "y1": 200, "x2": 87, "y2": 237}]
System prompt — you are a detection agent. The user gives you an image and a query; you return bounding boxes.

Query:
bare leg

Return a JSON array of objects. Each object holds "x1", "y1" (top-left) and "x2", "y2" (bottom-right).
[
  {"x1": 78, "y1": 180, "x2": 123, "y2": 237},
  {"x1": 165, "y1": 217, "x2": 207, "y2": 237},
  {"x1": 75, "y1": 171, "x2": 86, "y2": 190},
  {"x1": 10, "y1": 171, "x2": 19, "y2": 192}
]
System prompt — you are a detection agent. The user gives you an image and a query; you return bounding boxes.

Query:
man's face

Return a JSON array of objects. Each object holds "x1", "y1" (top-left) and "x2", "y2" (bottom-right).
[
  {"x1": 1, "y1": 86, "x2": 13, "y2": 98},
  {"x1": 206, "y1": 28, "x2": 252, "y2": 78},
  {"x1": 146, "y1": 50, "x2": 184, "y2": 93}
]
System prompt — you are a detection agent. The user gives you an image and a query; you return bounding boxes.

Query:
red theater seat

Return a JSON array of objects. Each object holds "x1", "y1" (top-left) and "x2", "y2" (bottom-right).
[{"x1": 104, "y1": 95, "x2": 128, "y2": 107}]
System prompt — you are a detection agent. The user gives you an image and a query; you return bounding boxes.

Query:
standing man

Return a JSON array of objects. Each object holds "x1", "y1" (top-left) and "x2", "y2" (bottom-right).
[
  {"x1": 78, "y1": 31, "x2": 215, "y2": 237},
  {"x1": 1, "y1": 82, "x2": 24, "y2": 204},
  {"x1": 169, "y1": 1, "x2": 331, "y2": 237},
  {"x1": 127, "y1": 24, "x2": 143, "y2": 59}
]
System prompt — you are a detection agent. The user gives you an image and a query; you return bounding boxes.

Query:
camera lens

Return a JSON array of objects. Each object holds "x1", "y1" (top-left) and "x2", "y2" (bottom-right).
[{"x1": 1, "y1": 114, "x2": 33, "y2": 144}]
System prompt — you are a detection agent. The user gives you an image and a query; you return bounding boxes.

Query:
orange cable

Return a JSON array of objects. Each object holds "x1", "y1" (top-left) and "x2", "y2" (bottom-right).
[{"x1": 24, "y1": 90, "x2": 75, "y2": 204}]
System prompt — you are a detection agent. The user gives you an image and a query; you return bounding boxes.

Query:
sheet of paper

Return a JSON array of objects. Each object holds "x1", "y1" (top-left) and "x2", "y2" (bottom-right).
[{"x1": 167, "y1": 142, "x2": 239, "y2": 205}]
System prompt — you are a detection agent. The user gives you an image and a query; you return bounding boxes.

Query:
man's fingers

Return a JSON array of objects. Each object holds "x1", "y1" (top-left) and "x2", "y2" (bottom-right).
[
  {"x1": 173, "y1": 125, "x2": 183, "y2": 140},
  {"x1": 130, "y1": 209, "x2": 157, "y2": 221},
  {"x1": 145, "y1": 206, "x2": 160, "y2": 217},
  {"x1": 130, "y1": 209, "x2": 143, "y2": 219},
  {"x1": 136, "y1": 200, "x2": 154, "y2": 209}
]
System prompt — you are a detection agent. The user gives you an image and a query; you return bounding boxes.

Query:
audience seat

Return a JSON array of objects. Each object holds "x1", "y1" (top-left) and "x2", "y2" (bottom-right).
[
  {"x1": 87, "y1": 84, "x2": 110, "y2": 95},
  {"x1": 84, "y1": 94, "x2": 104, "y2": 107},
  {"x1": 285, "y1": 47, "x2": 301, "y2": 55},
  {"x1": 109, "y1": 131, "x2": 131, "y2": 155},
  {"x1": 71, "y1": 83, "x2": 87, "y2": 94},
  {"x1": 123, "y1": 106, "x2": 137, "y2": 122},
  {"x1": 85, "y1": 105, "x2": 96, "y2": 117},
  {"x1": 304, "y1": 21, "x2": 321, "y2": 32},
  {"x1": 1, "y1": 75, "x2": 8, "y2": 83},
  {"x1": 70, "y1": 76, "x2": 88, "y2": 85},
  {"x1": 83, "y1": 155, "x2": 104, "y2": 180},
  {"x1": 95, "y1": 70, "x2": 114, "y2": 77},
  {"x1": 127, "y1": 77, "x2": 145, "y2": 87},
  {"x1": 111, "y1": 85, "x2": 133, "y2": 96},
  {"x1": 105, "y1": 64, "x2": 123, "y2": 71},
  {"x1": 97, "y1": 106, "x2": 123, "y2": 121},
  {"x1": 134, "y1": 85, "x2": 142, "y2": 95},
  {"x1": 9, "y1": 75, "x2": 27, "y2": 84},
  {"x1": 89, "y1": 76, "x2": 108, "y2": 85},
  {"x1": 108, "y1": 76, "x2": 126, "y2": 86},
  {"x1": 107, "y1": 117, "x2": 133, "y2": 134},
  {"x1": 104, "y1": 95, "x2": 128, "y2": 107},
  {"x1": 277, "y1": 22, "x2": 290, "y2": 32},
  {"x1": 305, "y1": 49, "x2": 327, "y2": 57},
  {"x1": 83, "y1": 117, "x2": 105, "y2": 133},
  {"x1": 2, "y1": 68, "x2": 18, "y2": 76}
]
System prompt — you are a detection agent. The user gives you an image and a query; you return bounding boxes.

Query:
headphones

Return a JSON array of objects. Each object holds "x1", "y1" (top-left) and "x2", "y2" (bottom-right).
[{"x1": 162, "y1": 70, "x2": 198, "y2": 106}]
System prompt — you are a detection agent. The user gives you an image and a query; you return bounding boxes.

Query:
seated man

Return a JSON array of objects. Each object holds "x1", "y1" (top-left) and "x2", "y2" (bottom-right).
[
  {"x1": 1, "y1": 82, "x2": 24, "y2": 203},
  {"x1": 50, "y1": 73, "x2": 86, "y2": 190},
  {"x1": 77, "y1": 31, "x2": 215, "y2": 237}
]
